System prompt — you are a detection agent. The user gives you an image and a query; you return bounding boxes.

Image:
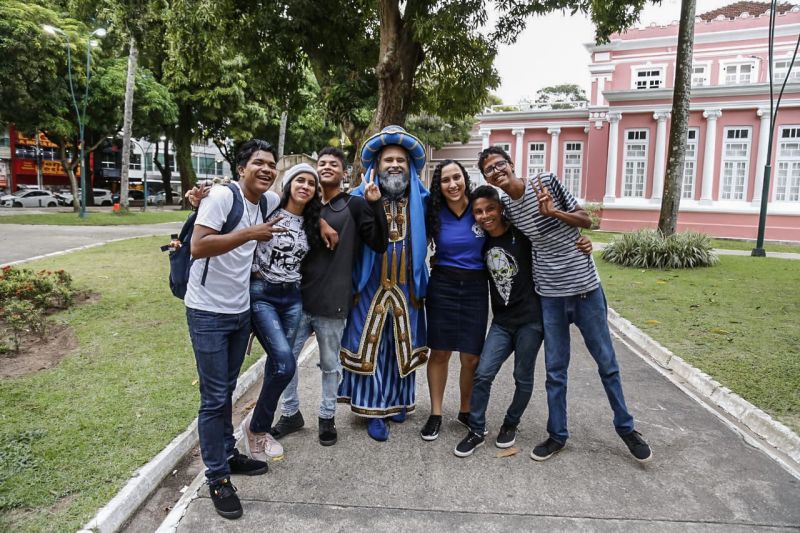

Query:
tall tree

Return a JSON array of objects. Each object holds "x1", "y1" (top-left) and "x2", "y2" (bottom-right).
[
  {"x1": 658, "y1": 0, "x2": 695, "y2": 235},
  {"x1": 534, "y1": 83, "x2": 589, "y2": 109}
]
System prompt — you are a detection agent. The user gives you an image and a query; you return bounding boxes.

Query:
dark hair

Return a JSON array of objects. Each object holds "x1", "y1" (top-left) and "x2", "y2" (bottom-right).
[
  {"x1": 236, "y1": 139, "x2": 278, "y2": 171},
  {"x1": 279, "y1": 173, "x2": 323, "y2": 250},
  {"x1": 477, "y1": 146, "x2": 512, "y2": 174},
  {"x1": 318, "y1": 146, "x2": 346, "y2": 167},
  {"x1": 471, "y1": 184, "x2": 502, "y2": 205},
  {"x1": 426, "y1": 159, "x2": 472, "y2": 239}
]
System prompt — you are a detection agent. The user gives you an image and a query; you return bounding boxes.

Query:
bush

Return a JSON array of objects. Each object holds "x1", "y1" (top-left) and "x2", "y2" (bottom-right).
[
  {"x1": 583, "y1": 202, "x2": 602, "y2": 230},
  {"x1": 0, "y1": 267, "x2": 75, "y2": 353},
  {"x1": 601, "y1": 229, "x2": 719, "y2": 269}
]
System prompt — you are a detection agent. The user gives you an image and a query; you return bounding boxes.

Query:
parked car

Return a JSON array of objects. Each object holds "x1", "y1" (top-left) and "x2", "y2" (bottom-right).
[
  {"x1": 54, "y1": 190, "x2": 73, "y2": 206},
  {"x1": 92, "y1": 188, "x2": 114, "y2": 206},
  {"x1": 0, "y1": 189, "x2": 59, "y2": 208},
  {"x1": 111, "y1": 190, "x2": 145, "y2": 204}
]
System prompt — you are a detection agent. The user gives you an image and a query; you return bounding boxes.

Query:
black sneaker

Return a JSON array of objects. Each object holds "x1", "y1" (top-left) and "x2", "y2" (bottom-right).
[
  {"x1": 530, "y1": 437, "x2": 565, "y2": 461},
  {"x1": 495, "y1": 423, "x2": 517, "y2": 449},
  {"x1": 319, "y1": 417, "x2": 337, "y2": 446},
  {"x1": 420, "y1": 415, "x2": 442, "y2": 441},
  {"x1": 208, "y1": 476, "x2": 242, "y2": 519},
  {"x1": 228, "y1": 449, "x2": 268, "y2": 476},
  {"x1": 621, "y1": 430, "x2": 652, "y2": 463},
  {"x1": 271, "y1": 411, "x2": 305, "y2": 440},
  {"x1": 457, "y1": 412, "x2": 488, "y2": 436},
  {"x1": 454, "y1": 431, "x2": 485, "y2": 457}
]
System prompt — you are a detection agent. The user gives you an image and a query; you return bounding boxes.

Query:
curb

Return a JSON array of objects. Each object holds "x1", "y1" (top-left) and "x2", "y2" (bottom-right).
[
  {"x1": 155, "y1": 338, "x2": 319, "y2": 533},
  {"x1": 78, "y1": 351, "x2": 269, "y2": 533},
  {"x1": 607, "y1": 308, "x2": 800, "y2": 476}
]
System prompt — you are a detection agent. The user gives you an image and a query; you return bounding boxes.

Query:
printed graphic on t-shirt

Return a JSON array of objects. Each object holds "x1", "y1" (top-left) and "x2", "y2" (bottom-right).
[
  {"x1": 485, "y1": 247, "x2": 518, "y2": 304},
  {"x1": 253, "y1": 210, "x2": 308, "y2": 283},
  {"x1": 471, "y1": 222, "x2": 485, "y2": 238}
]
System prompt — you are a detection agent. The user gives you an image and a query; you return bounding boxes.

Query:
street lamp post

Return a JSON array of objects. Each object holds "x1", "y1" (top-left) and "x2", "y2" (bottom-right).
[
  {"x1": 130, "y1": 138, "x2": 156, "y2": 211},
  {"x1": 43, "y1": 24, "x2": 106, "y2": 218}
]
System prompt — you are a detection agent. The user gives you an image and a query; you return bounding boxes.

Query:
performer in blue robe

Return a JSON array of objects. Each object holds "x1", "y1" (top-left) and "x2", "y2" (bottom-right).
[{"x1": 338, "y1": 125, "x2": 430, "y2": 441}]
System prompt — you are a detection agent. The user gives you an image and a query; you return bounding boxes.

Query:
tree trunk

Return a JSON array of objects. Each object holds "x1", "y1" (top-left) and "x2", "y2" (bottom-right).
[
  {"x1": 56, "y1": 140, "x2": 81, "y2": 213},
  {"x1": 153, "y1": 137, "x2": 174, "y2": 205},
  {"x1": 367, "y1": 0, "x2": 423, "y2": 137},
  {"x1": 278, "y1": 101, "x2": 289, "y2": 158},
  {"x1": 658, "y1": 0, "x2": 696, "y2": 236},
  {"x1": 119, "y1": 36, "x2": 139, "y2": 211},
  {"x1": 175, "y1": 104, "x2": 196, "y2": 209}
]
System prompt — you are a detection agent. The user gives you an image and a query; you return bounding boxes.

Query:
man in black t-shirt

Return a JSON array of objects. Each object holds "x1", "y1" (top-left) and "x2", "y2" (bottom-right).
[{"x1": 455, "y1": 186, "x2": 593, "y2": 457}]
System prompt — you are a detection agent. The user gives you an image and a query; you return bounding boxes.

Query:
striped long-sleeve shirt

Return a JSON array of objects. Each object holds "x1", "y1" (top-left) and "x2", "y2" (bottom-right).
[{"x1": 501, "y1": 173, "x2": 600, "y2": 297}]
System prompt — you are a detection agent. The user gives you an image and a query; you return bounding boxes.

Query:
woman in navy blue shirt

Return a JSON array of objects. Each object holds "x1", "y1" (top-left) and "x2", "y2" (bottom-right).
[{"x1": 420, "y1": 160, "x2": 488, "y2": 441}]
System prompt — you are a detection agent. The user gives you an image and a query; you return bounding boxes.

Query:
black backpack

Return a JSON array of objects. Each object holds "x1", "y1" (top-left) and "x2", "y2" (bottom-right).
[{"x1": 168, "y1": 183, "x2": 271, "y2": 299}]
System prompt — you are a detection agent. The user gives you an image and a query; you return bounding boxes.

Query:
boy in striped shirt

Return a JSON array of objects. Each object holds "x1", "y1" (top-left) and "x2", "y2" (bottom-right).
[{"x1": 477, "y1": 146, "x2": 652, "y2": 464}]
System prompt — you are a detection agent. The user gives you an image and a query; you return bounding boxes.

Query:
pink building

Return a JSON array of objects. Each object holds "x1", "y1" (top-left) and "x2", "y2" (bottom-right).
[{"x1": 430, "y1": 2, "x2": 800, "y2": 242}]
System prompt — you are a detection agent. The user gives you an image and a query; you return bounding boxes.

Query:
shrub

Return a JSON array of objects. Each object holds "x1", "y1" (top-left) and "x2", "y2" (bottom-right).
[
  {"x1": 601, "y1": 229, "x2": 719, "y2": 269},
  {"x1": 0, "y1": 267, "x2": 75, "y2": 353},
  {"x1": 583, "y1": 202, "x2": 603, "y2": 230}
]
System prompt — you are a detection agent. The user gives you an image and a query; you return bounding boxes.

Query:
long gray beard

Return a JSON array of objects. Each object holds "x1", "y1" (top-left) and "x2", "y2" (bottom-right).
[{"x1": 379, "y1": 170, "x2": 409, "y2": 200}]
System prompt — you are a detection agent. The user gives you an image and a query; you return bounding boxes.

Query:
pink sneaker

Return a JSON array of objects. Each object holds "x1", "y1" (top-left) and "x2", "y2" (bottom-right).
[
  {"x1": 263, "y1": 432, "x2": 284, "y2": 461},
  {"x1": 240, "y1": 411, "x2": 267, "y2": 463}
]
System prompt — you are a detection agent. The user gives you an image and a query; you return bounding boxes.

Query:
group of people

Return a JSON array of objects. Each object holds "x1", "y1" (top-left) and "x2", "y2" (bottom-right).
[{"x1": 182, "y1": 126, "x2": 652, "y2": 520}]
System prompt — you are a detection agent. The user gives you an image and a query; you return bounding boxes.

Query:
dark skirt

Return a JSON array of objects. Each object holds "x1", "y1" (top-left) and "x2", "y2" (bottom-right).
[{"x1": 425, "y1": 267, "x2": 489, "y2": 355}]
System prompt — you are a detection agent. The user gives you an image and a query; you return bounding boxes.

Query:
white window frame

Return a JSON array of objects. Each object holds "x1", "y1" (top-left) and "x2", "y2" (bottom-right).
[
  {"x1": 630, "y1": 64, "x2": 667, "y2": 90},
  {"x1": 129, "y1": 152, "x2": 142, "y2": 171},
  {"x1": 774, "y1": 125, "x2": 800, "y2": 202},
  {"x1": 719, "y1": 127, "x2": 751, "y2": 201},
  {"x1": 774, "y1": 57, "x2": 800, "y2": 84},
  {"x1": 691, "y1": 61, "x2": 712, "y2": 87},
  {"x1": 527, "y1": 142, "x2": 546, "y2": 177},
  {"x1": 622, "y1": 129, "x2": 649, "y2": 198},
  {"x1": 562, "y1": 141, "x2": 583, "y2": 197},
  {"x1": 101, "y1": 152, "x2": 116, "y2": 170},
  {"x1": 719, "y1": 59, "x2": 758, "y2": 85},
  {"x1": 682, "y1": 129, "x2": 699, "y2": 199}
]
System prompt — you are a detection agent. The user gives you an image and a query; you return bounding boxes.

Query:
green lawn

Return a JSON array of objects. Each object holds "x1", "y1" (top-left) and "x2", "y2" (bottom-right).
[
  {"x1": 0, "y1": 237, "x2": 263, "y2": 532},
  {"x1": 584, "y1": 229, "x2": 800, "y2": 254},
  {"x1": 0, "y1": 211, "x2": 188, "y2": 225},
  {"x1": 597, "y1": 255, "x2": 800, "y2": 434}
]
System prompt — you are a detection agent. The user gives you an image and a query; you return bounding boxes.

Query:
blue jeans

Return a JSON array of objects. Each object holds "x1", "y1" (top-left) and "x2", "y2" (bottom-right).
[
  {"x1": 469, "y1": 320, "x2": 543, "y2": 435},
  {"x1": 186, "y1": 307, "x2": 251, "y2": 482},
  {"x1": 540, "y1": 287, "x2": 634, "y2": 443},
  {"x1": 249, "y1": 280, "x2": 303, "y2": 433},
  {"x1": 283, "y1": 312, "x2": 347, "y2": 419}
]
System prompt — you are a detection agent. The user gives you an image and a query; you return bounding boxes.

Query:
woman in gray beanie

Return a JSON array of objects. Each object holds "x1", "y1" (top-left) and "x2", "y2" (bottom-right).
[{"x1": 241, "y1": 162, "x2": 324, "y2": 463}]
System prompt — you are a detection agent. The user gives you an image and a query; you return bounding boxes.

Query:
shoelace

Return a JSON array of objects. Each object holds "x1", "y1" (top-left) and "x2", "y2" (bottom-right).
[{"x1": 212, "y1": 479, "x2": 237, "y2": 497}]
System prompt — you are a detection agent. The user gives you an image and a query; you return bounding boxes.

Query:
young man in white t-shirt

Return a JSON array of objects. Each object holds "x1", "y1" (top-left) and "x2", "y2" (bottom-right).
[{"x1": 185, "y1": 139, "x2": 286, "y2": 520}]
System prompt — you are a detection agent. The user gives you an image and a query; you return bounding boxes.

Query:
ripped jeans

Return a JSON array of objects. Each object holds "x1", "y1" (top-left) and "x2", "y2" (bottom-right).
[
  {"x1": 249, "y1": 279, "x2": 302, "y2": 433},
  {"x1": 281, "y1": 312, "x2": 346, "y2": 420}
]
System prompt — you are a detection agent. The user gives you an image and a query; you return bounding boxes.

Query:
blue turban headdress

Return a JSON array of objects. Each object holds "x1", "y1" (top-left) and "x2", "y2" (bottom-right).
[{"x1": 351, "y1": 125, "x2": 429, "y2": 298}]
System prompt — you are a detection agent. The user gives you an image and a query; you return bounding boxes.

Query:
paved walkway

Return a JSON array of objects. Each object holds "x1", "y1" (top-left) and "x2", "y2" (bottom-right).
[
  {"x1": 175, "y1": 326, "x2": 800, "y2": 531},
  {"x1": 592, "y1": 241, "x2": 800, "y2": 261},
  {"x1": 0, "y1": 222, "x2": 183, "y2": 265}
]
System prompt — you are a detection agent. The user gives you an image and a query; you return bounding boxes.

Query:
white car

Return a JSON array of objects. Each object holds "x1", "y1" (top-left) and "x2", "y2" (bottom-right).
[
  {"x1": 0, "y1": 189, "x2": 60, "y2": 208},
  {"x1": 91, "y1": 188, "x2": 114, "y2": 206}
]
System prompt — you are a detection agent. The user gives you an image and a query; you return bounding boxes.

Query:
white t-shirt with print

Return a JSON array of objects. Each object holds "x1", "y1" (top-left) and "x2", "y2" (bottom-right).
[
  {"x1": 184, "y1": 183, "x2": 280, "y2": 313},
  {"x1": 252, "y1": 208, "x2": 308, "y2": 283}
]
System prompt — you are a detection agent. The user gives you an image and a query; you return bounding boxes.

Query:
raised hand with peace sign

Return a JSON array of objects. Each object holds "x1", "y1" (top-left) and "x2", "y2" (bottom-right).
[
  {"x1": 363, "y1": 167, "x2": 382, "y2": 203},
  {"x1": 532, "y1": 174, "x2": 558, "y2": 217}
]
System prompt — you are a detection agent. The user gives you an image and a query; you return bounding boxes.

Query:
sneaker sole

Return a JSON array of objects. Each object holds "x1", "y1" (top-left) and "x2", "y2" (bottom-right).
[
  {"x1": 319, "y1": 436, "x2": 338, "y2": 446},
  {"x1": 495, "y1": 438, "x2": 516, "y2": 449},
  {"x1": 420, "y1": 432, "x2": 439, "y2": 441},
  {"x1": 454, "y1": 440, "x2": 484, "y2": 458},
  {"x1": 265, "y1": 452, "x2": 285, "y2": 462},
  {"x1": 633, "y1": 451, "x2": 653, "y2": 464},
  {"x1": 530, "y1": 446, "x2": 563, "y2": 461},
  {"x1": 214, "y1": 507, "x2": 243, "y2": 520}
]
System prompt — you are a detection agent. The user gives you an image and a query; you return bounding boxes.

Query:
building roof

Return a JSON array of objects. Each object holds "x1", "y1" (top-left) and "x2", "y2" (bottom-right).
[{"x1": 698, "y1": 1, "x2": 795, "y2": 21}]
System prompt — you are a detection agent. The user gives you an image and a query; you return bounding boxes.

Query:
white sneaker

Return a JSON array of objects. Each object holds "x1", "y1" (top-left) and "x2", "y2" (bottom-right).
[{"x1": 263, "y1": 432, "x2": 284, "y2": 461}]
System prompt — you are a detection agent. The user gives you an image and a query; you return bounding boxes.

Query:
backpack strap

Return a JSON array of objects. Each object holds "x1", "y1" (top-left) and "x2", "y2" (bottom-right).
[
  {"x1": 258, "y1": 193, "x2": 280, "y2": 222},
  {"x1": 201, "y1": 183, "x2": 245, "y2": 287}
]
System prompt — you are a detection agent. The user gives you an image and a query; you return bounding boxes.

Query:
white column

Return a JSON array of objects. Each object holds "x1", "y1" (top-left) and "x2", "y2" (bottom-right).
[
  {"x1": 604, "y1": 112, "x2": 621, "y2": 203},
  {"x1": 480, "y1": 128, "x2": 491, "y2": 150},
  {"x1": 512, "y1": 128, "x2": 525, "y2": 171},
  {"x1": 547, "y1": 127, "x2": 561, "y2": 175},
  {"x1": 651, "y1": 111, "x2": 670, "y2": 202},
  {"x1": 753, "y1": 108, "x2": 771, "y2": 205},
  {"x1": 700, "y1": 109, "x2": 722, "y2": 204}
]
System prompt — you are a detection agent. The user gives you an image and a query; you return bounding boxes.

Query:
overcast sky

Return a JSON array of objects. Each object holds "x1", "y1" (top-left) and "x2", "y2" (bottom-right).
[{"x1": 493, "y1": 0, "x2": 748, "y2": 104}]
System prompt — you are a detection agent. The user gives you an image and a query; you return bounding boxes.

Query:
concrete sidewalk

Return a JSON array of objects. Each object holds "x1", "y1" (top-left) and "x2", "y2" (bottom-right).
[{"x1": 175, "y1": 326, "x2": 800, "y2": 531}]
